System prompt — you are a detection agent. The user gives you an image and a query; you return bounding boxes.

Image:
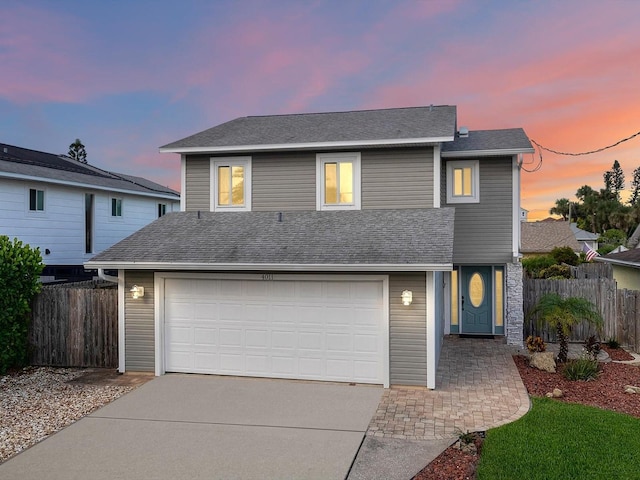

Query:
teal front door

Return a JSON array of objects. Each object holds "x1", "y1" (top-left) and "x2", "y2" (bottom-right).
[{"x1": 461, "y1": 267, "x2": 493, "y2": 334}]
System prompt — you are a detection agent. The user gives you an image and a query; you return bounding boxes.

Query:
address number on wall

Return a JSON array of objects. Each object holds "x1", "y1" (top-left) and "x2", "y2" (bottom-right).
[{"x1": 261, "y1": 273, "x2": 274, "y2": 281}]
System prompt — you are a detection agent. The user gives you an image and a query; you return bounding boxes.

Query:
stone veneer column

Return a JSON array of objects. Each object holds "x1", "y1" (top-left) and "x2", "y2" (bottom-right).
[{"x1": 506, "y1": 262, "x2": 524, "y2": 346}]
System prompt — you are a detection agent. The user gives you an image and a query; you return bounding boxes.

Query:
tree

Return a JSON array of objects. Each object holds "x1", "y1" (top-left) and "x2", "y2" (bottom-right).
[
  {"x1": 631, "y1": 166, "x2": 640, "y2": 206},
  {"x1": 529, "y1": 293, "x2": 603, "y2": 363},
  {"x1": 603, "y1": 160, "x2": 625, "y2": 200},
  {"x1": 0, "y1": 236, "x2": 44, "y2": 373},
  {"x1": 68, "y1": 138, "x2": 87, "y2": 164},
  {"x1": 549, "y1": 198, "x2": 570, "y2": 220}
]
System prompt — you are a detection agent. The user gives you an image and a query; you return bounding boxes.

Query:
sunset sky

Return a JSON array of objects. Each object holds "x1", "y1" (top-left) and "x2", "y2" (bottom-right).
[{"x1": 2, "y1": 0, "x2": 639, "y2": 220}]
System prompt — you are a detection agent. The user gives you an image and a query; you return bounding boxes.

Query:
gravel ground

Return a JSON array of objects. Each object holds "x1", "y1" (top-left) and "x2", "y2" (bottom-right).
[{"x1": 0, "y1": 367, "x2": 136, "y2": 463}]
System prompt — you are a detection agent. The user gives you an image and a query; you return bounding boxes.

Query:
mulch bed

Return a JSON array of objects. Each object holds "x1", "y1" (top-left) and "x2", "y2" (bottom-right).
[{"x1": 412, "y1": 348, "x2": 640, "y2": 480}]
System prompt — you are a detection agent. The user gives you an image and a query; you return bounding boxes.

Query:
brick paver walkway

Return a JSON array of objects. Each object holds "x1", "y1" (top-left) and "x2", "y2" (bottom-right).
[{"x1": 367, "y1": 336, "x2": 530, "y2": 440}]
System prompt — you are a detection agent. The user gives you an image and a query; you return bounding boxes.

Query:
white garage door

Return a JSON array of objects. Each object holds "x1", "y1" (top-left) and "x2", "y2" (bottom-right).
[{"x1": 163, "y1": 276, "x2": 385, "y2": 384}]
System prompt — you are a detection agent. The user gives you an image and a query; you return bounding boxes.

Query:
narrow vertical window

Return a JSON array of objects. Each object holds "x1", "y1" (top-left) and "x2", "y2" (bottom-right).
[
  {"x1": 158, "y1": 203, "x2": 167, "y2": 218},
  {"x1": 495, "y1": 268, "x2": 504, "y2": 328},
  {"x1": 29, "y1": 189, "x2": 44, "y2": 211},
  {"x1": 111, "y1": 198, "x2": 122, "y2": 217},
  {"x1": 85, "y1": 194, "x2": 94, "y2": 254},
  {"x1": 451, "y1": 269, "x2": 459, "y2": 328}
]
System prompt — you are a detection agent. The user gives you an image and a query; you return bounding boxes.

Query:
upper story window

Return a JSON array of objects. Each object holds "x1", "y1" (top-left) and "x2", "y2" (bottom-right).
[
  {"x1": 158, "y1": 203, "x2": 167, "y2": 217},
  {"x1": 29, "y1": 188, "x2": 45, "y2": 211},
  {"x1": 211, "y1": 156, "x2": 251, "y2": 211},
  {"x1": 446, "y1": 160, "x2": 479, "y2": 204},
  {"x1": 316, "y1": 152, "x2": 361, "y2": 211},
  {"x1": 111, "y1": 198, "x2": 123, "y2": 217}
]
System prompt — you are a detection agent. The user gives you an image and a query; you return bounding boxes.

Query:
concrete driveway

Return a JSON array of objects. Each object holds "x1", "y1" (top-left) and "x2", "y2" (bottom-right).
[{"x1": 0, "y1": 374, "x2": 382, "y2": 480}]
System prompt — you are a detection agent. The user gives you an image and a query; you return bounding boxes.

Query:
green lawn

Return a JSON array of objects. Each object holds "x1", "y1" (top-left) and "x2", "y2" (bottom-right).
[{"x1": 477, "y1": 397, "x2": 640, "y2": 479}]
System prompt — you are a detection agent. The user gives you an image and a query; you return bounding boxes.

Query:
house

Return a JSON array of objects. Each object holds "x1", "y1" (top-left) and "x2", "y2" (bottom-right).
[
  {"x1": 520, "y1": 220, "x2": 581, "y2": 256},
  {"x1": 596, "y1": 249, "x2": 640, "y2": 290},
  {"x1": 86, "y1": 105, "x2": 534, "y2": 389},
  {"x1": 570, "y1": 223, "x2": 599, "y2": 251},
  {"x1": 0, "y1": 142, "x2": 180, "y2": 281}
]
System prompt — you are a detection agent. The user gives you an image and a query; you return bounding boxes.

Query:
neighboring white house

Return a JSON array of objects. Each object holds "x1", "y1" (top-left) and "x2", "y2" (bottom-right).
[
  {"x1": 0, "y1": 142, "x2": 180, "y2": 280},
  {"x1": 570, "y1": 222, "x2": 599, "y2": 252}
]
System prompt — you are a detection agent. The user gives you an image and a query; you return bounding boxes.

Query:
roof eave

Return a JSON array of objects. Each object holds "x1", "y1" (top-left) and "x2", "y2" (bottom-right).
[
  {"x1": 0, "y1": 171, "x2": 180, "y2": 199},
  {"x1": 85, "y1": 261, "x2": 454, "y2": 272},
  {"x1": 595, "y1": 257, "x2": 640, "y2": 269},
  {"x1": 441, "y1": 147, "x2": 534, "y2": 158},
  {"x1": 159, "y1": 136, "x2": 455, "y2": 154}
]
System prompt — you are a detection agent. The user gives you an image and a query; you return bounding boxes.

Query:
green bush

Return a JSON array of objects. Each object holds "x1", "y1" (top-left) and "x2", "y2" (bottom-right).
[
  {"x1": 539, "y1": 264, "x2": 572, "y2": 279},
  {"x1": 606, "y1": 338, "x2": 621, "y2": 349},
  {"x1": 597, "y1": 244, "x2": 617, "y2": 256},
  {"x1": 0, "y1": 236, "x2": 44, "y2": 374},
  {"x1": 562, "y1": 357, "x2": 600, "y2": 381},
  {"x1": 550, "y1": 246, "x2": 579, "y2": 266},
  {"x1": 522, "y1": 255, "x2": 556, "y2": 278}
]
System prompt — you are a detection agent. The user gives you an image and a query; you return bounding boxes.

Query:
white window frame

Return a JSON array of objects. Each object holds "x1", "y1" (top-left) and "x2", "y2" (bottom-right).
[
  {"x1": 28, "y1": 187, "x2": 45, "y2": 212},
  {"x1": 316, "y1": 152, "x2": 361, "y2": 211},
  {"x1": 111, "y1": 197, "x2": 123, "y2": 217},
  {"x1": 210, "y1": 156, "x2": 252, "y2": 212},
  {"x1": 446, "y1": 160, "x2": 479, "y2": 204}
]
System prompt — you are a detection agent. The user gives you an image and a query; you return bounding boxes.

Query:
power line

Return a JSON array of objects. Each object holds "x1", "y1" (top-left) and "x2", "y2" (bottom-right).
[{"x1": 530, "y1": 130, "x2": 640, "y2": 156}]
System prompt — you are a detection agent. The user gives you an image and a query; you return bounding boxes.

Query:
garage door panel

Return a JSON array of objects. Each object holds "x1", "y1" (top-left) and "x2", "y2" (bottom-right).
[{"x1": 164, "y1": 277, "x2": 384, "y2": 384}]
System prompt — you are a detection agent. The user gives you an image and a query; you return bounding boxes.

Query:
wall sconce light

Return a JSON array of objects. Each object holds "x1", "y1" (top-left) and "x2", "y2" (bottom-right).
[
  {"x1": 130, "y1": 285, "x2": 144, "y2": 299},
  {"x1": 401, "y1": 290, "x2": 413, "y2": 306}
]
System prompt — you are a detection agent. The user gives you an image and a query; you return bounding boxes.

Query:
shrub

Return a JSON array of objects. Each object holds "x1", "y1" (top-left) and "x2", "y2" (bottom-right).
[
  {"x1": 0, "y1": 236, "x2": 44, "y2": 374},
  {"x1": 539, "y1": 264, "x2": 572, "y2": 279},
  {"x1": 606, "y1": 338, "x2": 621, "y2": 349},
  {"x1": 522, "y1": 255, "x2": 556, "y2": 278},
  {"x1": 550, "y1": 246, "x2": 579, "y2": 266},
  {"x1": 526, "y1": 335, "x2": 546, "y2": 353},
  {"x1": 583, "y1": 335, "x2": 601, "y2": 359},
  {"x1": 562, "y1": 357, "x2": 600, "y2": 381},
  {"x1": 597, "y1": 244, "x2": 617, "y2": 256}
]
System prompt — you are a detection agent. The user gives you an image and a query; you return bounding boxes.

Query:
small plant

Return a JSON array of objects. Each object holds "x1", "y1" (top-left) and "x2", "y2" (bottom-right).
[
  {"x1": 539, "y1": 264, "x2": 572, "y2": 279},
  {"x1": 583, "y1": 335, "x2": 601, "y2": 359},
  {"x1": 562, "y1": 356, "x2": 600, "y2": 381},
  {"x1": 455, "y1": 428, "x2": 475, "y2": 445},
  {"x1": 526, "y1": 335, "x2": 546, "y2": 353},
  {"x1": 606, "y1": 338, "x2": 621, "y2": 349}
]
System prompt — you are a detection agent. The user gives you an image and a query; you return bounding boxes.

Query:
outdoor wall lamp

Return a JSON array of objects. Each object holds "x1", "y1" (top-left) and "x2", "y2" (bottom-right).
[
  {"x1": 130, "y1": 285, "x2": 144, "y2": 299},
  {"x1": 401, "y1": 290, "x2": 413, "y2": 306}
]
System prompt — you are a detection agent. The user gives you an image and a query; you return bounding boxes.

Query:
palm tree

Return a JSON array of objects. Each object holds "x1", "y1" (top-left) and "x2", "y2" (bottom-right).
[{"x1": 529, "y1": 293, "x2": 603, "y2": 363}]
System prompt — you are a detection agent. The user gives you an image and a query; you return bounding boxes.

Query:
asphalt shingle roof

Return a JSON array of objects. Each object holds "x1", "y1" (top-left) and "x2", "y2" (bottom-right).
[
  {"x1": 441, "y1": 128, "x2": 533, "y2": 153},
  {"x1": 521, "y1": 221, "x2": 581, "y2": 253},
  {"x1": 0, "y1": 143, "x2": 179, "y2": 198},
  {"x1": 160, "y1": 106, "x2": 457, "y2": 150},
  {"x1": 601, "y1": 248, "x2": 640, "y2": 267},
  {"x1": 87, "y1": 209, "x2": 455, "y2": 268}
]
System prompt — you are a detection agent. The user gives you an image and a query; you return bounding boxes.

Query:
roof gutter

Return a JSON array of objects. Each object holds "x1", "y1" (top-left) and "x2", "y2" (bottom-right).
[
  {"x1": 594, "y1": 257, "x2": 640, "y2": 269},
  {"x1": 85, "y1": 261, "x2": 454, "y2": 272},
  {"x1": 441, "y1": 147, "x2": 534, "y2": 158},
  {"x1": 159, "y1": 136, "x2": 455, "y2": 155}
]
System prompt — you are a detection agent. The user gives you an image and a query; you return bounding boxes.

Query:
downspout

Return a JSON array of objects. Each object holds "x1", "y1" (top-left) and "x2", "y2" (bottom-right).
[{"x1": 98, "y1": 268, "x2": 118, "y2": 283}]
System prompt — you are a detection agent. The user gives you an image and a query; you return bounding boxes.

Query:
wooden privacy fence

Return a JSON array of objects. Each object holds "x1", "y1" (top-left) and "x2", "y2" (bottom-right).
[
  {"x1": 29, "y1": 281, "x2": 118, "y2": 368},
  {"x1": 523, "y1": 276, "x2": 640, "y2": 352}
]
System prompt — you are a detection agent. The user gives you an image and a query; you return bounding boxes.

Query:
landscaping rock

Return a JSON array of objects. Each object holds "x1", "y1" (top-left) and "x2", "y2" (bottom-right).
[
  {"x1": 553, "y1": 388, "x2": 563, "y2": 398},
  {"x1": 624, "y1": 385, "x2": 640, "y2": 394},
  {"x1": 530, "y1": 352, "x2": 556, "y2": 373}
]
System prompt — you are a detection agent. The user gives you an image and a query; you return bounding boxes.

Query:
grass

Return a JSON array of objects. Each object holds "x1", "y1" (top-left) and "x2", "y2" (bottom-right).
[{"x1": 477, "y1": 397, "x2": 640, "y2": 479}]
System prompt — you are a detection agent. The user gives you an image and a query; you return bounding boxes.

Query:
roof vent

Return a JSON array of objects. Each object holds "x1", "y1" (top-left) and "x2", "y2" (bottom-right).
[{"x1": 458, "y1": 126, "x2": 469, "y2": 138}]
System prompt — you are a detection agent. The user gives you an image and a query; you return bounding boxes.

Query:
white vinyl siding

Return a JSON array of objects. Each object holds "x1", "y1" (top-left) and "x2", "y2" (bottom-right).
[{"x1": 0, "y1": 178, "x2": 179, "y2": 266}]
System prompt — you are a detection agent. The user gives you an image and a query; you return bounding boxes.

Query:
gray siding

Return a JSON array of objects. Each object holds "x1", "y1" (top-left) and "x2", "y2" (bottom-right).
[
  {"x1": 185, "y1": 156, "x2": 210, "y2": 211},
  {"x1": 443, "y1": 157, "x2": 513, "y2": 264},
  {"x1": 252, "y1": 152, "x2": 316, "y2": 211},
  {"x1": 124, "y1": 270, "x2": 155, "y2": 372},
  {"x1": 389, "y1": 273, "x2": 427, "y2": 386},
  {"x1": 362, "y1": 148, "x2": 433, "y2": 209}
]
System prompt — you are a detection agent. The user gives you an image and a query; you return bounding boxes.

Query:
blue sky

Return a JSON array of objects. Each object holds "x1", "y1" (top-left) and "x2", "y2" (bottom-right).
[{"x1": 2, "y1": 0, "x2": 639, "y2": 219}]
